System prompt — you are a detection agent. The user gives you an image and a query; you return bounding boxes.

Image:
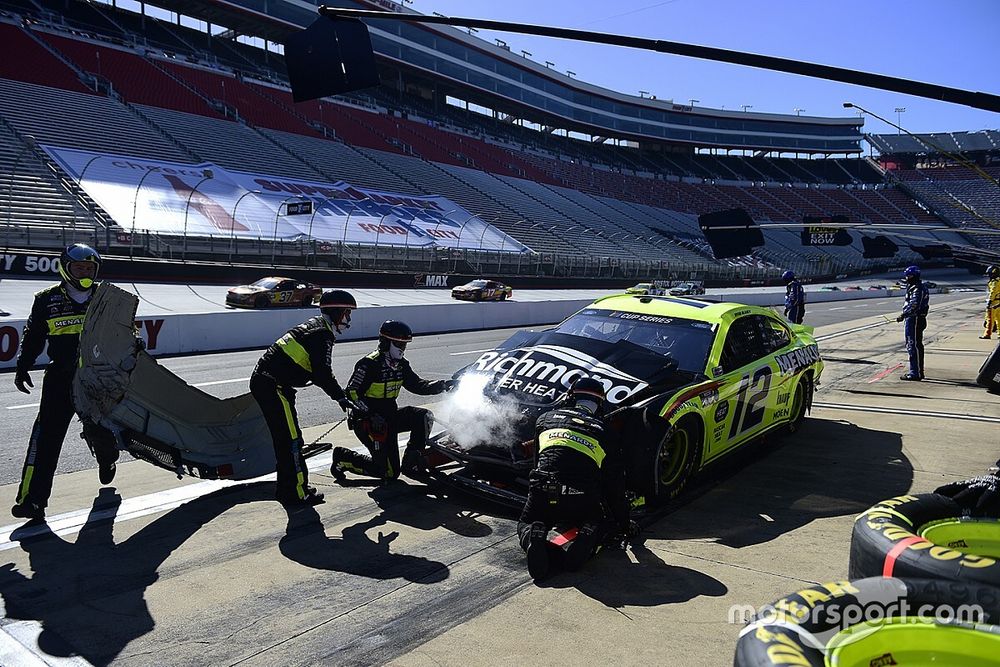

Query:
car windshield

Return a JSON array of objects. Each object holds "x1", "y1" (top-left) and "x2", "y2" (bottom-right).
[
  {"x1": 466, "y1": 280, "x2": 488, "y2": 287},
  {"x1": 251, "y1": 278, "x2": 280, "y2": 288},
  {"x1": 553, "y1": 309, "x2": 716, "y2": 373},
  {"x1": 632, "y1": 283, "x2": 650, "y2": 289}
]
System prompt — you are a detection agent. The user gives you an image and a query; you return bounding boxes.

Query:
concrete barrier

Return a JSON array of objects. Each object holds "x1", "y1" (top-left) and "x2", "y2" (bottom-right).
[{"x1": 1, "y1": 288, "x2": 923, "y2": 370}]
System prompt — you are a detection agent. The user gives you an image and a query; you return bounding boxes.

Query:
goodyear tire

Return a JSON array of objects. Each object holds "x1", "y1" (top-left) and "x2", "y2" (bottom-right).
[
  {"x1": 254, "y1": 296, "x2": 268, "y2": 309},
  {"x1": 652, "y1": 418, "x2": 702, "y2": 501},
  {"x1": 849, "y1": 493, "x2": 1000, "y2": 586},
  {"x1": 734, "y1": 577, "x2": 1000, "y2": 667},
  {"x1": 786, "y1": 375, "x2": 810, "y2": 434},
  {"x1": 977, "y1": 344, "x2": 1000, "y2": 391}
]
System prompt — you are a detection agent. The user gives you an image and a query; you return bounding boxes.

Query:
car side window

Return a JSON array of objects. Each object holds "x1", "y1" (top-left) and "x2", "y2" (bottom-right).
[
  {"x1": 720, "y1": 316, "x2": 772, "y2": 373},
  {"x1": 277, "y1": 280, "x2": 294, "y2": 290},
  {"x1": 764, "y1": 318, "x2": 792, "y2": 353}
]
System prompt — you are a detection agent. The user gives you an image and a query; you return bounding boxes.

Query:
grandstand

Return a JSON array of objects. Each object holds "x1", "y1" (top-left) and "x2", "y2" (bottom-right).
[{"x1": 0, "y1": 0, "x2": 992, "y2": 280}]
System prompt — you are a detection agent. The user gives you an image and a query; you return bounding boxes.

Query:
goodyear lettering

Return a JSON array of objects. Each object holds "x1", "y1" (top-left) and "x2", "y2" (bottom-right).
[
  {"x1": 870, "y1": 653, "x2": 898, "y2": 667},
  {"x1": 775, "y1": 344, "x2": 820, "y2": 376},
  {"x1": 751, "y1": 627, "x2": 810, "y2": 666},
  {"x1": 948, "y1": 539, "x2": 969, "y2": 549},
  {"x1": 864, "y1": 520, "x2": 997, "y2": 568}
]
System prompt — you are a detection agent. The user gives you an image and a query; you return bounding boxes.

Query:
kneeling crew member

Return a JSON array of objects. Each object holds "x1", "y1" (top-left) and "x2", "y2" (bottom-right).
[
  {"x1": 250, "y1": 289, "x2": 359, "y2": 505},
  {"x1": 331, "y1": 320, "x2": 453, "y2": 483},
  {"x1": 12, "y1": 243, "x2": 119, "y2": 520},
  {"x1": 518, "y1": 377, "x2": 633, "y2": 582},
  {"x1": 782, "y1": 270, "x2": 805, "y2": 324},
  {"x1": 896, "y1": 265, "x2": 930, "y2": 381}
]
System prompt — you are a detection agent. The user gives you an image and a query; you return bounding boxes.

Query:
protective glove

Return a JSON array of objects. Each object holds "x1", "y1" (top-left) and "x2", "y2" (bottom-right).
[
  {"x1": 896, "y1": 315, "x2": 905, "y2": 323},
  {"x1": 935, "y1": 464, "x2": 1000, "y2": 517},
  {"x1": 338, "y1": 398, "x2": 364, "y2": 414},
  {"x1": 442, "y1": 379, "x2": 458, "y2": 392},
  {"x1": 14, "y1": 369, "x2": 33, "y2": 394}
]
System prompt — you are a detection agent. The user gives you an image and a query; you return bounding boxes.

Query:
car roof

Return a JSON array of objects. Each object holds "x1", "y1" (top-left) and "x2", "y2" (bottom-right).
[{"x1": 588, "y1": 294, "x2": 771, "y2": 324}]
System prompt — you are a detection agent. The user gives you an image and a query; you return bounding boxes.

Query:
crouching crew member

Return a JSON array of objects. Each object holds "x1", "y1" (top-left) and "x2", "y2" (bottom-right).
[
  {"x1": 517, "y1": 377, "x2": 636, "y2": 582},
  {"x1": 250, "y1": 290, "x2": 359, "y2": 506},
  {"x1": 331, "y1": 320, "x2": 454, "y2": 483},
  {"x1": 897, "y1": 265, "x2": 930, "y2": 381},
  {"x1": 12, "y1": 243, "x2": 119, "y2": 521},
  {"x1": 782, "y1": 270, "x2": 805, "y2": 324}
]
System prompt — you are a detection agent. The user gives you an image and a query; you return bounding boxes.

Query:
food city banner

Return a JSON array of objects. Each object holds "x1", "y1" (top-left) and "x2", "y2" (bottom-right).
[{"x1": 44, "y1": 146, "x2": 528, "y2": 252}]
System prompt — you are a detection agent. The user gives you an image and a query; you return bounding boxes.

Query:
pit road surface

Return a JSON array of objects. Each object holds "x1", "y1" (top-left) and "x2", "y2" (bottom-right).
[{"x1": 0, "y1": 292, "x2": 997, "y2": 666}]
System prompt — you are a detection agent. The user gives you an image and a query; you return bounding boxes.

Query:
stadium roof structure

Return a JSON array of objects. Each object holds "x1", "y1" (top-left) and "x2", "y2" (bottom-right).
[
  {"x1": 149, "y1": 0, "x2": 865, "y2": 155},
  {"x1": 869, "y1": 130, "x2": 1000, "y2": 156}
]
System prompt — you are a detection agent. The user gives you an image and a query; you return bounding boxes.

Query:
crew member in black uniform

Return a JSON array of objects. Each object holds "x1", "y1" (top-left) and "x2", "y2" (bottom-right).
[
  {"x1": 517, "y1": 377, "x2": 635, "y2": 581},
  {"x1": 896, "y1": 265, "x2": 930, "y2": 381},
  {"x1": 782, "y1": 270, "x2": 805, "y2": 324},
  {"x1": 330, "y1": 320, "x2": 454, "y2": 483},
  {"x1": 250, "y1": 289, "x2": 359, "y2": 505},
  {"x1": 12, "y1": 244, "x2": 119, "y2": 520}
]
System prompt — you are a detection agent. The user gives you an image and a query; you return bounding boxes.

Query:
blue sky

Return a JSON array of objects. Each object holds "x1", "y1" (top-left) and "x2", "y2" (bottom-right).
[{"x1": 406, "y1": 0, "x2": 999, "y2": 139}]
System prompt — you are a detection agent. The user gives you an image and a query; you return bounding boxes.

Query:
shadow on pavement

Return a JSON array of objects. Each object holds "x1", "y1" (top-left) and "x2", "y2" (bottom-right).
[
  {"x1": 648, "y1": 417, "x2": 912, "y2": 548},
  {"x1": 0, "y1": 483, "x2": 272, "y2": 666},
  {"x1": 366, "y1": 482, "x2": 494, "y2": 538}
]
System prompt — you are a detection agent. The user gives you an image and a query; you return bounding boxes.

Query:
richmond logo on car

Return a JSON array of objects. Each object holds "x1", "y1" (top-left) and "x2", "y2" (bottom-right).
[{"x1": 470, "y1": 344, "x2": 648, "y2": 403}]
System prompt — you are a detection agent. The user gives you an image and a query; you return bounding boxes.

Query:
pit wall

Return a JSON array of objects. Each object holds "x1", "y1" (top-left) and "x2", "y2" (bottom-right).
[{"x1": 0, "y1": 288, "x2": 917, "y2": 369}]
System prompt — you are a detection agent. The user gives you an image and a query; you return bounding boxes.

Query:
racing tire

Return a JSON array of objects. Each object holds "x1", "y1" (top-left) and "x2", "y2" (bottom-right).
[
  {"x1": 652, "y1": 417, "x2": 702, "y2": 501},
  {"x1": 254, "y1": 296, "x2": 269, "y2": 309},
  {"x1": 849, "y1": 493, "x2": 1000, "y2": 587},
  {"x1": 734, "y1": 577, "x2": 1000, "y2": 667},
  {"x1": 786, "y1": 375, "x2": 811, "y2": 434},
  {"x1": 976, "y1": 343, "x2": 1000, "y2": 392},
  {"x1": 499, "y1": 293, "x2": 507, "y2": 301}
]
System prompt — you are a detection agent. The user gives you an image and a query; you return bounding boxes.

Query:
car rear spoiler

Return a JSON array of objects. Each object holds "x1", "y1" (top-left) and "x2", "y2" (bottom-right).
[{"x1": 789, "y1": 322, "x2": 815, "y2": 336}]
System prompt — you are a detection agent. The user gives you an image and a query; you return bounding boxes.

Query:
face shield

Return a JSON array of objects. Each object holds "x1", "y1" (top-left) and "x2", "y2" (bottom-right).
[{"x1": 66, "y1": 260, "x2": 98, "y2": 289}]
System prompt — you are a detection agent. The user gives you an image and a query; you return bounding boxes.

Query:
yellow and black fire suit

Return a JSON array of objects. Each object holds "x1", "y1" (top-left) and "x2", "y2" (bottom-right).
[
  {"x1": 517, "y1": 406, "x2": 630, "y2": 569},
  {"x1": 14, "y1": 283, "x2": 118, "y2": 511},
  {"x1": 331, "y1": 350, "x2": 448, "y2": 481},
  {"x1": 251, "y1": 315, "x2": 347, "y2": 501},
  {"x1": 984, "y1": 277, "x2": 1000, "y2": 338}
]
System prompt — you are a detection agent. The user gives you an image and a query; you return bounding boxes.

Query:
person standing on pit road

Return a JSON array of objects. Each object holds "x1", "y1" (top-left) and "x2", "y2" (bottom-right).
[
  {"x1": 12, "y1": 244, "x2": 119, "y2": 521},
  {"x1": 897, "y1": 265, "x2": 930, "y2": 381},
  {"x1": 981, "y1": 265, "x2": 1000, "y2": 339},
  {"x1": 517, "y1": 377, "x2": 636, "y2": 582},
  {"x1": 250, "y1": 289, "x2": 361, "y2": 506},
  {"x1": 330, "y1": 320, "x2": 454, "y2": 484},
  {"x1": 782, "y1": 270, "x2": 805, "y2": 324}
]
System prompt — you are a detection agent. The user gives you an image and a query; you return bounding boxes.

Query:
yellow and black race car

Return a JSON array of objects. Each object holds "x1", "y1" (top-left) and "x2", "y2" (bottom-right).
[
  {"x1": 226, "y1": 277, "x2": 322, "y2": 309},
  {"x1": 451, "y1": 279, "x2": 513, "y2": 302},
  {"x1": 426, "y1": 293, "x2": 823, "y2": 507}
]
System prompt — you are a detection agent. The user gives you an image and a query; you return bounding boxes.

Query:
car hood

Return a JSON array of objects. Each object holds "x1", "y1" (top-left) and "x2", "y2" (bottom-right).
[{"x1": 229, "y1": 286, "x2": 266, "y2": 295}]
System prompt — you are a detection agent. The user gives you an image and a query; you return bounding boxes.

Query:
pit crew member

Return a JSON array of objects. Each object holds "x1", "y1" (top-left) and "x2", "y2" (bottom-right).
[{"x1": 896, "y1": 265, "x2": 930, "y2": 381}]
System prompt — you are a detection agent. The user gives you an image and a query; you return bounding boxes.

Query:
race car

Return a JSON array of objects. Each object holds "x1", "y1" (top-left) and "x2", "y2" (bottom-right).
[
  {"x1": 451, "y1": 279, "x2": 512, "y2": 302},
  {"x1": 226, "y1": 277, "x2": 322, "y2": 309},
  {"x1": 625, "y1": 280, "x2": 669, "y2": 296},
  {"x1": 669, "y1": 281, "x2": 706, "y2": 296},
  {"x1": 426, "y1": 294, "x2": 823, "y2": 508}
]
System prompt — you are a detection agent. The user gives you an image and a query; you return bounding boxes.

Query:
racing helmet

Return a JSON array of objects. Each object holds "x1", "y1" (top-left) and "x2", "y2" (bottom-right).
[
  {"x1": 903, "y1": 265, "x2": 921, "y2": 282},
  {"x1": 58, "y1": 243, "x2": 101, "y2": 290},
  {"x1": 379, "y1": 320, "x2": 413, "y2": 358},
  {"x1": 986, "y1": 265, "x2": 999, "y2": 279},
  {"x1": 569, "y1": 376, "x2": 606, "y2": 414},
  {"x1": 781, "y1": 270, "x2": 795, "y2": 282},
  {"x1": 318, "y1": 289, "x2": 357, "y2": 331}
]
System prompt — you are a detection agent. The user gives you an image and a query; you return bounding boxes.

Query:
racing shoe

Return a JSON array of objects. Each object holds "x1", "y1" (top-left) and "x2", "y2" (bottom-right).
[
  {"x1": 277, "y1": 486, "x2": 325, "y2": 506},
  {"x1": 400, "y1": 449, "x2": 429, "y2": 480},
  {"x1": 330, "y1": 461, "x2": 348, "y2": 484},
  {"x1": 900, "y1": 373, "x2": 922, "y2": 381},
  {"x1": 11, "y1": 501, "x2": 45, "y2": 521},
  {"x1": 526, "y1": 521, "x2": 550, "y2": 582},
  {"x1": 99, "y1": 462, "x2": 117, "y2": 485}
]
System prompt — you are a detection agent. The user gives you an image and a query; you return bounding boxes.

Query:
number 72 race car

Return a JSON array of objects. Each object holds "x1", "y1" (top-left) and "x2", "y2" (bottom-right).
[{"x1": 426, "y1": 294, "x2": 823, "y2": 507}]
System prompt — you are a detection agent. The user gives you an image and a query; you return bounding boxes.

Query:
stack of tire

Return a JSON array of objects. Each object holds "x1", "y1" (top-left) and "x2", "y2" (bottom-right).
[{"x1": 735, "y1": 483, "x2": 1000, "y2": 666}]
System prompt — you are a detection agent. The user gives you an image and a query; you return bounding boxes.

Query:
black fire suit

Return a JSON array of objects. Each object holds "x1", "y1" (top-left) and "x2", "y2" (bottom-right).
[
  {"x1": 14, "y1": 283, "x2": 118, "y2": 511},
  {"x1": 517, "y1": 406, "x2": 629, "y2": 569},
  {"x1": 331, "y1": 350, "x2": 447, "y2": 481},
  {"x1": 251, "y1": 315, "x2": 347, "y2": 500}
]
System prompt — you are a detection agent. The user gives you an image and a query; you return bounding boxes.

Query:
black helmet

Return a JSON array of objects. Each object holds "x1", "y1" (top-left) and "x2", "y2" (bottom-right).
[
  {"x1": 987, "y1": 265, "x2": 999, "y2": 279},
  {"x1": 318, "y1": 289, "x2": 356, "y2": 331},
  {"x1": 569, "y1": 376, "x2": 606, "y2": 405},
  {"x1": 58, "y1": 243, "x2": 101, "y2": 290},
  {"x1": 379, "y1": 320, "x2": 413, "y2": 347}
]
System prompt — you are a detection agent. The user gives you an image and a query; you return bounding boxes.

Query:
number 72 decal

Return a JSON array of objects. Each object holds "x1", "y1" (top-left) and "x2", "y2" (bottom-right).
[{"x1": 728, "y1": 366, "x2": 773, "y2": 438}]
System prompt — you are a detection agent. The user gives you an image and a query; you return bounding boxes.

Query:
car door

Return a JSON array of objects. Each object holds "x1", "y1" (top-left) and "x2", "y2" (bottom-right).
[
  {"x1": 707, "y1": 315, "x2": 780, "y2": 456},
  {"x1": 484, "y1": 281, "x2": 498, "y2": 299},
  {"x1": 273, "y1": 280, "x2": 295, "y2": 305}
]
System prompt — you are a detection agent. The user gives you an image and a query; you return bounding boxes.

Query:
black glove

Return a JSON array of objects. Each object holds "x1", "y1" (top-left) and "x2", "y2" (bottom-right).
[
  {"x1": 338, "y1": 398, "x2": 364, "y2": 414},
  {"x1": 14, "y1": 368, "x2": 33, "y2": 394},
  {"x1": 442, "y1": 379, "x2": 458, "y2": 392},
  {"x1": 625, "y1": 519, "x2": 641, "y2": 539},
  {"x1": 936, "y1": 467, "x2": 1000, "y2": 517},
  {"x1": 896, "y1": 315, "x2": 905, "y2": 322}
]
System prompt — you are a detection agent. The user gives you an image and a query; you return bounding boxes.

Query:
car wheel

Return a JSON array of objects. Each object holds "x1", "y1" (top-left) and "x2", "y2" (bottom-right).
[
  {"x1": 653, "y1": 417, "x2": 702, "y2": 501},
  {"x1": 254, "y1": 296, "x2": 269, "y2": 308},
  {"x1": 786, "y1": 375, "x2": 810, "y2": 433},
  {"x1": 499, "y1": 292, "x2": 507, "y2": 301}
]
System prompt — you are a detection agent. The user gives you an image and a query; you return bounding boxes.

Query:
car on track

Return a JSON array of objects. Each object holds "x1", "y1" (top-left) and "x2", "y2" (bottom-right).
[
  {"x1": 625, "y1": 280, "x2": 669, "y2": 296},
  {"x1": 226, "y1": 277, "x2": 322, "y2": 309},
  {"x1": 669, "y1": 281, "x2": 706, "y2": 296},
  {"x1": 426, "y1": 293, "x2": 824, "y2": 507},
  {"x1": 451, "y1": 279, "x2": 512, "y2": 302}
]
